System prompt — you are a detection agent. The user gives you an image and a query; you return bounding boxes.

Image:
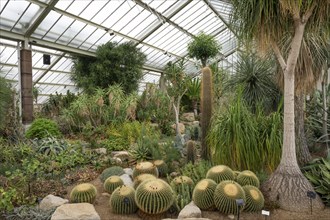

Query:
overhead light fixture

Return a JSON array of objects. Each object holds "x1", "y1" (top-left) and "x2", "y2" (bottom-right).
[{"x1": 104, "y1": 28, "x2": 115, "y2": 36}]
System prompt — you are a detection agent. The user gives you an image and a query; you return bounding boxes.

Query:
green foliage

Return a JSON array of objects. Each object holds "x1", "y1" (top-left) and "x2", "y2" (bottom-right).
[
  {"x1": 188, "y1": 32, "x2": 220, "y2": 67},
  {"x1": 25, "y1": 118, "x2": 61, "y2": 139},
  {"x1": 170, "y1": 176, "x2": 194, "y2": 211},
  {"x1": 214, "y1": 180, "x2": 246, "y2": 215},
  {"x1": 135, "y1": 179, "x2": 174, "y2": 214},
  {"x1": 302, "y1": 158, "x2": 330, "y2": 206},
  {"x1": 206, "y1": 165, "x2": 235, "y2": 183},
  {"x1": 3, "y1": 205, "x2": 56, "y2": 220},
  {"x1": 153, "y1": 160, "x2": 168, "y2": 177},
  {"x1": 71, "y1": 41, "x2": 146, "y2": 94},
  {"x1": 132, "y1": 161, "x2": 158, "y2": 179},
  {"x1": 100, "y1": 166, "x2": 125, "y2": 182},
  {"x1": 236, "y1": 170, "x2": 260, "y2": 188},
  {"x1": 110, "y1": 185, "x2": 137, "y2": 214},
  {"x1": 0, "y1": 76, "x2": 12, "y2": 131},
  {"x1": 242, "y1": 185, "x2": 265, "y2": 212},
  {"x1": 180, "y1": 160, "x2": 212, "y2": 184},
  {"x1": 70, "y1": 183, "x2": 97, "y2": 204},
  {"x1": 186, "y1": 140, "x2": 197, "y2": 164},
  {"x1": 104, "y1": 176, "x2": 124, "y2": 194},
  {"x1": 133, "y1": 174, "x2": 157, "y2": 189},
  {"x1": 33, "y1": 136, "x2": 68, "y2": 156},
  {"x1": 41, "y1": 91, "x2": 77, "y2": 118},
  {"x1": 192, "y1": 179, "x2": 217, "y2": 210}
]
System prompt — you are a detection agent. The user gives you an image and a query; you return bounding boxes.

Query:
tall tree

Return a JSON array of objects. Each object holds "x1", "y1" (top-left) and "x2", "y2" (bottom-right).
[{"x1": 231, "y1": 0, "x2": 329, "y2": 212}]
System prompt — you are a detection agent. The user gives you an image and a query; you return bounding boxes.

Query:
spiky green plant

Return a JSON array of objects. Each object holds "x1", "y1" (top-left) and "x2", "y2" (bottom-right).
[
  {"x1": 133, "y1": 174, "x2": 157, "y2": 189},
  {"x1": 233, "y1": 171, "x2": 241, "y2": 180},
  {"x1": 236, "y1": 170, "x2": 260, "y2": 188},
  {"x1": 192, "y1": 179, "x2": 217, "y2": 210},
  {"x1": 100, "y1": 166, "x2": 125, "y2": 182},
  {"x1": 180, "y1": 160, "x2": 212, "y2": 184},
  {"x1": 135, "y1": 179, "x2": 174, "y2": 214},
  {"x1": 153, "y1": 160, "x2": 168, "y2": 177},
  {"x1": 186, "y1": 140, "x2": 197, "y2": 164},
  {"x1": 104, "y1": 176, "x2": 124, "y2": 194},
  {"x1": 110, "y1": 185, "x2": 137, "y2": 214},
  {"x1": 132, "y1": 161, "x2": 158, "y2": 179},
  {"x1": 214, "y1": 180, "x2": 246, "y2": 215},
  {"x1": 242, "y1": 185, "x2": 264, "y2": 212},
  {"x1": 206, "y1": 165, "x2": 235, "y2": 183},
  {"x1": 70, "y1": 183, "x2": 97, "y2": 204}
]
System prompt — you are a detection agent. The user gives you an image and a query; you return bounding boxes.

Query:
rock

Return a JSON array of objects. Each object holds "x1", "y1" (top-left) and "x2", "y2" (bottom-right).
[
  {"x1": 51, "y1": 203, "x2": 100, "y2": 220},
  {"x1": 178, "y1": 201, "x2": 202, "y2": 219},
  {"x1": 170, "y1": 172, "x2": 179, "y2": 178},
  {"x1": 192, "y1": 121, "x2": 200, "y2": 126},
  {"x1": 120, "y1": 174, "x2": 133, "y2": 187},
  {"x1": 171, "y1": 123, "x2": 185, "y2": 134},
  {"x1": 124, "y1": 168, "x2": 133, "y2": 176},
  {"x1": 94, "y1": 148, "x2": 107, "y2": 155},
  {"x1": 112, "y1": 157, "x2": 122, "y2": 165},
  {"x1": 111, "y1": 151, "x2": 129, "y2": 160},
  {"x1": 39, "y1": 194, "x2": 68, "y2": 211},
  {"x1": 181, "y1": 113, "x2": 195, "y2": 122},
  {"x1": 101, "y1": 192, "x2": 110, "y2": 197},
  {"x1": 163, "y1": 219, "x2": 211, "y2": 220},
  {"x1": 227, "y1": 214, "x2": 235, "y2": 219}
]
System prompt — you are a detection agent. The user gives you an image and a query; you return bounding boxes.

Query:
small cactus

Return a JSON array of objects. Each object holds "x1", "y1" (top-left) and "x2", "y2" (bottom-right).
[
  {"x1": 100, "y1": 166, "x2": 125, "y2": 182},
  {"x1": 104, "y1": 175, "x2": 124, "y2": 194},
  {"x1": 242, "y1": 185, "x2": 264, "y2": 212},
  {"x1": 135, "y1": 179, "x2": 174, "y2": 215},
  {"x1": 192, "y1": 179, "x2": 217, "y2": 210},
  {"x1": 70, "y1": 183, "x2": 97, "y2": 204},
  {"x1": 133, "y1": 161, "x2": 158, "y2": 179},
  {"x1": 110, "y1": 185, "x2": 137, "y2": 214},
  {"x1": 214, "y1": 180, "x2": 246, "y2": 215},
  {"x1": 186, "y1": 140, "x2": 197, "y2": 164},
  {"x1": 153, "y1": 160, "x2": 168, "y2": 177},
  {"x1": 133, "y1": 174, "x2": 157, "y2": 189},
  {"x1": 236, "y1": 170, "x2": 260, "y2": 188},
  {"x1": 233, "y1": 171, "x2": 241, "y2": 180},
  {"x1": 206, "y1": 165, "x2": 235, "y2": 183}
]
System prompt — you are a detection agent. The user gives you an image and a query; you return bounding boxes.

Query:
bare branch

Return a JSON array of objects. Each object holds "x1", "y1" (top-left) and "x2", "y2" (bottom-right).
[
  {"x1": 302, "y1": 2, "x2": 317, "y2": 23},
  {"x1": 271, "y1": 41, "x2": 287, "y2": 71}
]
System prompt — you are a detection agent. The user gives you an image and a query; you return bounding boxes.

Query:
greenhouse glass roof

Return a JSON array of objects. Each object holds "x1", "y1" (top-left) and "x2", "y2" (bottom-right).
[{"x1": 0, "y1": 0, "x2": 238, "y2": 103}]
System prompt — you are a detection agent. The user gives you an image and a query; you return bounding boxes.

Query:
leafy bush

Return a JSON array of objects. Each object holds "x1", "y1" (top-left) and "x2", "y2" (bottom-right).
[
  {"x1": 0, "y1": 76, "x2": 12, "y2": 131},
  {"x1": 33, "y1": 136, "x2": 68, "y2": 156},
  {"x1": 25, "y1": 118, "x2": 61, "y2": 139}
]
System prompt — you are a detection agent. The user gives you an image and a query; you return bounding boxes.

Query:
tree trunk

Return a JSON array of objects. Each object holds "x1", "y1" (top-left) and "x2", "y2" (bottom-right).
[
  {"x1": 321, "y1": 69, "x2": 329, "y2": 155},
  {"x1": 173, "y1": 103, "x2": 180, "y2": 136},
  {"x1": 262, "y1": 22, "x2": 324, "y2": 212},
  {"x1": 192, "y1": 100, "x2": 198, "y2": 117},
  {"x1": 295, "y1": 94, "x2": 312, "y2": 165}
]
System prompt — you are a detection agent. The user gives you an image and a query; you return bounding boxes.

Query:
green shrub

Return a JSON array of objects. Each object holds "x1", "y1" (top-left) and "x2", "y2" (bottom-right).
[
  {"x1": 100, "y1": 166, "x2": 125, "y2": 182},
  {"x1": 180, "y1": 160, "x2": 212, "y2": 184},
  {"x1": 25, "y1": 118, "x2": 61, "y2": 139}
]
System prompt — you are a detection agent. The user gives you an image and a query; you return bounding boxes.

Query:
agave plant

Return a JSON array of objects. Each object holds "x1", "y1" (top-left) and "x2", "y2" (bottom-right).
[{"x1": 34, "y1": 136, "x2": 68, "y2": 156}]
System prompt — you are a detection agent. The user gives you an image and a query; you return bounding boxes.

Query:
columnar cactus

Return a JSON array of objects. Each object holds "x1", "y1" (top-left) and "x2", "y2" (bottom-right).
[
  {"x1": 214, "y1": 180, "x2": 246, "y2": 214},
  {"x1": 200, "y1": 67, "x2": 213, "y2": 160},
  {"x1": 192, "y1": 178, "x2": 217, "y2": 210},
  {"x1": 135, "y1": 179, "x2": 174, "y2": 214},
  {"x1": 186, "y1": 140, "x2": 197, "y2": 164},
  {"x1": 110, "y1": 185, "x2": 137, "y2": 214},
  {"x1": 242, "y1": 185, "x2": 264, "y2": 212},
  {"x1": 133, "y1": 173, "x2": 157, "y2": 189},
  {"x1": 100, "y1": 166, "x2": 125, "y2": 182},
  {"x1": 153, "y1": 160, "x2": 168, "y2": 177},
  {"x1": 104, "y1": 175, "x2": 124, "y2": 194},
  {"x1": 133, "y1": 161, "x2": 159, "y2": 179},
  {"x1": 70, "y1": 183, "x2": 97, "y2": 204},
  {"x1": 206, "y1": 165, "x2": 235, "y2": 183},
  {"x1": 236, "y1": 170, "x2": 260, "y2": 188}
]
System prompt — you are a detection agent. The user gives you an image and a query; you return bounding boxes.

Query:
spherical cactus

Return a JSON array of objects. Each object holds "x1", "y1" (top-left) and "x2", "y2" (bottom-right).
[
  {"x1": 153, "y1": 160, "x2": 168, "y2": 177},
  {"x1": 104, "y1": 175, "x2": 124, "y2": 194},
  {"x1": 135, "y1": 179, "x2": 174, "y2": 214},
  {"x1": 70, "y1": 183, "x2": 97, "y2": 204},
  {"x1": 192, "y1": 179, "x2": 217, "y2": 210},
  {"x1": 110, "y1": 185, "x2": 137, "y2": 214},
  {"x1": 133, "y1": 161, "x2": 158, "y2": 179},
  {"x1": 206, "y1": 165, "x2": 235, "y2": 183},
  {"x1": 214, "y1": 180, "x2": 246, "y2": 215},
  {"x1": 133, "y1": 174, "x2": 157, "y2": 189},
  {"x1": 236, "y1": 170, "x2": 260, "y2": 188},
  {"x1": 242, "y1": 185, "x2": 264, "y2": 212},
  {"x1": 171, "y1": 176, "x2": 194, "y2": 187},
  {"x1": 100, "y1": 166, "x2": 125, "y2": 182}
]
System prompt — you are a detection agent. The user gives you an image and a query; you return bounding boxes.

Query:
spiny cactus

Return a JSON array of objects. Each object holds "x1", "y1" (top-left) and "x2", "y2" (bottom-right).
[
  {"x1": 214, "y1": 180, "x2": 246, "y2": 215},
  {"x1": 133, "y1": 173, "x2": 157, "y2": 189},
  {"x1": 192, "y1": 178, "x2": 217, "y2": 210},
  {"x1": 242, "y1": 185, "x2": 264, "y2": 212},
  {"x1": 100, "y1": 166, "x2": 125, "y2": 182},
  {"x1": 171, "y1": 176, "x2": 194, "y2": 211},
  {"x1": 153, "y1": 160, "x2": 168, "y2": 177},
  {"x1": 110, "y1": 185, "x2": 137, "y2": 214},
  {"x1": 233, "y1": 171, "x2": 241, "y2": 180},
  {"x1": 206, "y1": 165, "x2": 235, "y2": 183},
  {"x1": 104, "y1": 175, "x2": 124, "y2": 194},
  {"x1": 135, "y1": 179, "x2": 174, "y2": 214},
  {"x1": 236, "y1": 170, "x2": 260, "y2": 188},
  {"x1": 133, "y1": 161, "x2": 158, "y2": 179},
  {"x1": 186, "y1": 140, "x2": 197, "y2": 164},
  {"x1": 201, "y1": 67, "x2": 213, "y2": 160},
  {"x1": 171, "y1": 176, "x2": 194, "y2": 187},
  {"x1": 70, "y1": 183, "x2": 97, "y2": 204}
]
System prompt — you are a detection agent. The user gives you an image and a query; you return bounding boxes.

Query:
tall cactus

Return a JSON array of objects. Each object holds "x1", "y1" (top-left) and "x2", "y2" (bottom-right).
[
  {"x1": 186, "y1": 140, "x2": 197, "y2": 164},
  {"x1": 200, "y1": 67, "x2": 213, "y2": 160}
]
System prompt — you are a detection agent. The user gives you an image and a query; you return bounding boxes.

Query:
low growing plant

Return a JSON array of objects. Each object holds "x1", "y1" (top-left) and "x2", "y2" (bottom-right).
[{"x1": 25, "y1": 118, "x2": 61, "y2": 139}]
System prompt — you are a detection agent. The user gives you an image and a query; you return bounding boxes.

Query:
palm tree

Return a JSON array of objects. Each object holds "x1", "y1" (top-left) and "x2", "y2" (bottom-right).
[{"x1": 231, "y1": 0, "x2": 330, "y2": 212}]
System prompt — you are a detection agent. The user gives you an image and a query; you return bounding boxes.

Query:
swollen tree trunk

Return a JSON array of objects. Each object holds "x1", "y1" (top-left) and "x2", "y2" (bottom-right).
[
  {"x1": 262, "y1": 21, "x2": 324, "y2": 212},
  {"x1": 295, "y1": 94, "x2": 312, "y2": 165}
]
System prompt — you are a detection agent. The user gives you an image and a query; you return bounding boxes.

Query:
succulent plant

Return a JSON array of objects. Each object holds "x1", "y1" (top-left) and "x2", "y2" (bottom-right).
[
  {"x1": 206, "y1": 165, "x2": 235, "y2": 183},
  {"x1": 110, "y1": 185, "x2": 137, "y2": 214},
  {"x1": 104, "y1": 175, "x2": 124, "y2": 194},
  {"x1": 233, "y1": 171, "x2": 241, "y2": 179},
  {"x1": 192, "y1": 178, "x2": 217, "y2": 210},
  {"x1": 132, "y1": 161, "x2": 158, "y2": 179},
  {"x1": 70, "y1": 183, "x2": 97, "y2": 204},
  {"x1": 171, "y1": 176, "x2": 194, "y2": 187},
  {"x1": 153, "y1": 160, "x2": 168, "y2": 177},
  {"x1": 213, "y1": 180, "x2": 246, "y2": 214},
  {"x1": 100, "y1": 166, "x2": 125, "y2": 182},
  {"x1": 186, "y1": 140, "x2": 197, "y2": 164},
  {"x1": 133, "y1": 173, "x2": 157, "y2": 189},
  {"x1": 236, "y1": 170, "x2": 260, "y2": 188},
  {"x1": 135, "y1": 179, "x2": 174, "y2": 214},
  {"x1": 171, "y1": 176, "x2": 194, "y2": 211},
  {"x1": 242, "y1": 185, "x2": 264, "y2": 212}
]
